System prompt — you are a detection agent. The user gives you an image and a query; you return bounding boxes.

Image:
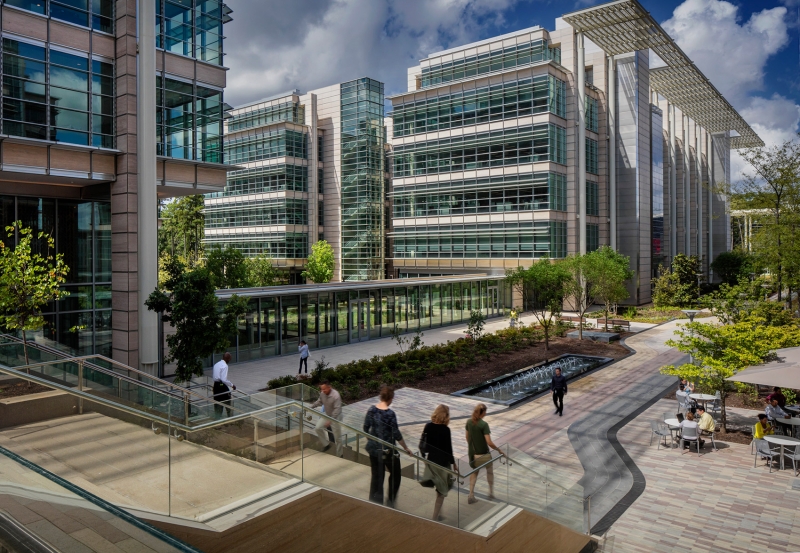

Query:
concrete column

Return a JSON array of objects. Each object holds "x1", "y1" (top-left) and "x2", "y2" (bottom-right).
[
  {"x1": 577, "y1": 31, "x2": 587, "y2": 255},
  {"x1": 696, "y1": 125, "x2": 702, "y2": 265},
  {"x1": 683, "y1": 115, "x2": 690, "y2": 255},
  {"x1": 607, "y1": 55, "x2": 616, "y2": 251},
  {"x1": 137, "y1": 0, "x2": 158, "y2": 374},
  {"x1": 308, "y1": 94, "x2": 319, "y2": 246},
  {"x1": 669, "y1": 103, "x2": 677, "y2": 260},
  {"x1": 708, "y1": 132, "x2": 714, "y2": 280}
]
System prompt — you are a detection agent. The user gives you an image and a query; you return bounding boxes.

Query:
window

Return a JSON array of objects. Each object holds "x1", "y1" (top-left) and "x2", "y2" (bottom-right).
[
  {"x1": 392, "y1": 123, "x2": 566, "y2": 177},
  {"x1": 586, "y1": 96, "x2": 598, "y2": 133},
  {"x1": 586, "y1": 138, "x2": 598, "y2": 175},
  {"x1": 205, "y1": 198, "x2": 308, "y2": 228},
  {"x1": 587, "y1": 224, "x2": 599, "y2": 252},
  {"x1": 586, "y1": 181, "x2": 599, "y2": 216},
  {"x1": 227, "y1": 101, "x2": 304, "y2": 132},
  {"x1": 393, "y1": 75, "x2": 567, "y2": 137},
  {"x1": 5, "y1": 0, "x2": 113, "y2": 33},
  {"x1": 203, "y1": 232, "x2": 308, "y2": 258},
  {"x1": 157, "y1": 0, "x2": 226, "y2": 65},
  {"x1": 157, "y1": 76, "x2": 224, "y2": 161},
  {"x1": 1, "y1": 38, "x2": 114, "y2": 147},
  {"x1": 419, "y1": 39, "x2": 560, "y2": 88}
]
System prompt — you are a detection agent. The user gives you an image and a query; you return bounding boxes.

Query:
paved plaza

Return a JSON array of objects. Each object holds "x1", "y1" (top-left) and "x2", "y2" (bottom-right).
[{"x1": 287, "y1": 317, "x2": 800, "y2": 552}]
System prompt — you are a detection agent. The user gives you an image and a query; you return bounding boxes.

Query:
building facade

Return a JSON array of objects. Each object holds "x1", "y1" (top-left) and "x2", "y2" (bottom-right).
[
  {"x1": 205, "y1": 77, "x2": 386, "y2": 282},
  {"x1": 0, "y1": 0, "x2": 232, "y2": 368},
  {"x1": 386, "y1": 3, "x2": 759, "y2": 304}
]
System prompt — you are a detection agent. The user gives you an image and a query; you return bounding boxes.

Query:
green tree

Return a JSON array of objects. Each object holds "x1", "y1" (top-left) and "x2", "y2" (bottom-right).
[
  {"x1": 0, "y1": 223, "x2": 70, "y2": 364},
  {"x1": 246, "y1": 254, "x2": 279, "y2": 287},
  {"x1": 661, "y1": 316, "x2": 800, "y2": 431},
  {"x1": 592, "y1": 246, "x2": 634, "y2": 331},
  {"x1": 206, "y1": 245, "x2": 248, "y2": 289},
  {"x1": 652, "y1": 254, "x2": 701, "y2": 308},
  {"x1": 505, "y1": 265, "x2": 531, "y2": 311},
  {"x1": 525, "y1": 259, "x2": 571, "y2": 349},
  {"x1": 145, "y1": 257, "x2": 247, "y2": 382},
  {"x1": 710, "y1": 250, "x2": 755, "y2": 286},
  {"x1": 159, "y1": 195, "x2": 205, "y2": 264},
  {"x1": 703, "y1": 277, "x2": 767, "y2": 325},
  {"x1": 564, "y1": 253, "x2": 597, "y2": 340},
  {"x1": 303, "y1": 240, "x2": 335, "y2": 283},
  {"x1": 466, "y1": 310, "x2": 486, "y2": 341}
]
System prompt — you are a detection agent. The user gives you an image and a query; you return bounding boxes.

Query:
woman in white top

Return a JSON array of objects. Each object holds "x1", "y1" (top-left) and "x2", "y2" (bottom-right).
[{"x1": 679, "y1": 412, "x2": 704, "y2": 448}]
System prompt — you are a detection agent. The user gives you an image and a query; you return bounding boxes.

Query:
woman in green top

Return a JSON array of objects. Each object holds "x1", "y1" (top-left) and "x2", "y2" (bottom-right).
[{"x1": 465, "y1": 403, "x2": 502, "y2": 504}]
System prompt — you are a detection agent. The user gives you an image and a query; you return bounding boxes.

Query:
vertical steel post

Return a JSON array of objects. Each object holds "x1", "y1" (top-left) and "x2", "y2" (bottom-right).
[
  {"x1": 77, "y1": 361, "x2": 83, "y2": 414},
  {"x1": 577, "y1": 31, "x2": 587, "y2": 255},
  {"x1": 607, "y1": 55, "x2": 617, "y2": 251}
]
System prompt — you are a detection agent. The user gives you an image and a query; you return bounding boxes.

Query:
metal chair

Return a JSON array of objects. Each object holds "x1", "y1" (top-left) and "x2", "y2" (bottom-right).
[
  {"x1": 676, "y1": 392, "x2": 688, "y2": 415},
  {"x1": 783, "y1": 445, "x2": 800, "y2": 476},
  {"x1": 680, "y1": 425, "x2": 702, "y2": 456},
  {"x1": 700, "y1": 419, "x2": 718, "y2": 451},
  {"x1": 750, "y1": 424, "x2": 757, "y2": 455},
  {"x1": 650, "y1": 421, "x2": 671, "y2": 449},
  {"x1": 710, "y1": 391, "x2": 721, "y2": 416},
  {"x1": 754, "y1": 439, "x2": 777, "y2": 473}
]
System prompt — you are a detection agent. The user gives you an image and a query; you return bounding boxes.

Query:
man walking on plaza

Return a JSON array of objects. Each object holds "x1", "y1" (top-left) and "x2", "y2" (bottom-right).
[
  {"x1": 212, "y1": 352, "x2": 236, "y2": 418},
  {"x1": 551, "y1": 367, "x2": 567, "y2": 416},
  {"x1": 311, "y1": 381, "x2": 343, "y2": 456}
]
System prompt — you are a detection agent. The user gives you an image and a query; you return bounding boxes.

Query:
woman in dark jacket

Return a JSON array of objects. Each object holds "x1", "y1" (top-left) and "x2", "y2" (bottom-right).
[
  {"x1": 363, "y1": 385, "x2": 413, "y2": 508},
  {"x1": 419, "y1": 404, "x2": 457, "y2": 521}
]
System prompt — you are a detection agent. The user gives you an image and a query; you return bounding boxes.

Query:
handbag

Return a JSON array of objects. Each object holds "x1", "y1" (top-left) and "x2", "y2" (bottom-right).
[{"x1": 418, "y1": 424, "x2": 429, "y2": 457}]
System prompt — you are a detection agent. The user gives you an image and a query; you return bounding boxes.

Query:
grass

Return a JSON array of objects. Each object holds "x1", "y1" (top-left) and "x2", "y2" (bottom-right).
[{"x1": 616, "y1": 306, "x2": 714, "y2": 324}]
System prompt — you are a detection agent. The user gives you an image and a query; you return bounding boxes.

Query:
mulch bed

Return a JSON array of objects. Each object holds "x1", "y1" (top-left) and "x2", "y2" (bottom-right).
[
  {"x1": 391, "y1": 337, "x2": 630, "y2": 397},
  {"x1": 0, "y1": 381, "x2": 53, "y2": 399}
]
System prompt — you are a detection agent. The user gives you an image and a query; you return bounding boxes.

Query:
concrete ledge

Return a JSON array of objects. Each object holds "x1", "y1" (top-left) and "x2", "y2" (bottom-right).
[
  {"x1": 0, "y1": 390, "x2": 79, "y2": 429},
  {"x1": 567, "y1": 331, "x2": 620, "y2": 343}
]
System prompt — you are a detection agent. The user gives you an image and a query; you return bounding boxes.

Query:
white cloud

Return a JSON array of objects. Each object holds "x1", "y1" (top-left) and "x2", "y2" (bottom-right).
[
  {"x1": 662, "y1": 0, "x2": 798, "y2": 183},
  {"x1": 224, "y1": 0, "x2": 523, "y2": 107},
  {"x1": 662, "y1": 0, "x2": 788, "y2": 106}
]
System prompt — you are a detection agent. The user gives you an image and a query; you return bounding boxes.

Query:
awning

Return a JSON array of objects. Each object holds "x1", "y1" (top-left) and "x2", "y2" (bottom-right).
[
  {"x1": 727, "y1": 347, "x2": 800, "y2": 389},
  {"x1": 562, "y1": 0, "x2": 763, "y2": 149}
]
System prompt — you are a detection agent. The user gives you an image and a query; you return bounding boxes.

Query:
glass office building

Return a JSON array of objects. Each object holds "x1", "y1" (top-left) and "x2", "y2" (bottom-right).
[{"x1": 207, "y1": 275, "x2": 507, "y2": 365}]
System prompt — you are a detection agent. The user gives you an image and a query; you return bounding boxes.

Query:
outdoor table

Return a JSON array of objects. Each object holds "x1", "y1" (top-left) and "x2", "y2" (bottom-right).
[
  {"x1": 664, "y1": 418, "x2": 681, "y2": 448},
  {"x1": 764, "y1": 435, "x2": 800, "y2": 470},
  {"x1": 775, "y1": 417, "x2": 800, "y2": 439},
  {"x1": 689, "y1": 393, "x2": 716, "y2": 409}
]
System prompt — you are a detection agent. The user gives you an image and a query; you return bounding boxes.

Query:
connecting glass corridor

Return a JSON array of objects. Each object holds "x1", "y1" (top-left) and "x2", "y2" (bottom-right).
[{"x1": 205, "y1": 275, "x2": 508, "y2": 366}]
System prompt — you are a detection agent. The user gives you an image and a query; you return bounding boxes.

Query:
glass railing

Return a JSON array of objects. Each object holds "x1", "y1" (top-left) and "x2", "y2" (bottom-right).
[
  {"x1": 0, "y1": 353, "x2": 589, "y2": 534},
  {"x1": 0, "y1": 445, "x2": 202, "y2": 553}
]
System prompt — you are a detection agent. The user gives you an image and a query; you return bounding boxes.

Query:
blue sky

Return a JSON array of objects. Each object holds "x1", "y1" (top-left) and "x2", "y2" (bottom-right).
[{"x1": 225, "y1": 0, "x2": 800, "y2": 180}]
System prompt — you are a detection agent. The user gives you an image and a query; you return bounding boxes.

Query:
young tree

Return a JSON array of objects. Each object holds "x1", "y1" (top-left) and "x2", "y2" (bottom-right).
[
  {"x1": 710, "y1": 250, "x2": 755, "y2": 286},
  {"x1": 246, "y1": 254, "x2": 279, "y2": 287},
  {"x1": 736, "y1": 136, "x2": 800, "y2": 302},
  {"x1": 526, "y1": 259, "x2": 571, "y2": 349},
  {"x1": 145, "y1": 257, "x2": 247, "y2": 382},
  {"x1": 505, "y1": 265, "x2": 531, "y2": 312},
  {"x1": 303, "y1": 240, "x2": 335, "y2": 283},
  {"x1": 206, "y1": 245, "x2": 248, "y2": 289},
  {"x1": 466, "y1": 310, "x2": 486, "y2": 341},
  {"x1": 652, "y1": 254, "x2": 701, "y2": 308},
  {"x1": 563, "y1": 252, "x2": 604, "y2": 340},
  {"x1": 592, "y1": 246, "x2": 634, "y2": 331},
  {"x1": 661, "y1": 316, "x2": 800, "y2": 431},
  {"x1": 0, "y1": 223, "x2": 70, "y2": 364}
]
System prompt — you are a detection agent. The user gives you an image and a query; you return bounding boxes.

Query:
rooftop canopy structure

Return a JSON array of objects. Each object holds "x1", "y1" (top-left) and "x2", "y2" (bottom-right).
[{"x1": 562, "y1": 0, "x2": 763, "y2": 149}]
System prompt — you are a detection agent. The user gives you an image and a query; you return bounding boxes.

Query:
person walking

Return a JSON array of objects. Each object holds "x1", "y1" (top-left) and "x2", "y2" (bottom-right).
[
  {"x1": 212, "y1": 352, "x2": 236, "y2": 418},
  {"x1": 298, "y1": 340, "x2": 309, "y2": 374},
  {"x1": 465, "y1": 403, "x2": 502, "y2": 504},
  {"x1": 551, "y1": 367, "x2": 567, "y2": 416},
  {"x1": 363, "y1": 386, "x2": 413, "y2": 508},
  {"x1": 419, "y1": 404, "x2": 456, "y2": 521},
  {"x1": 311, "y1": 380, "x2": 343, "y2": 457}
]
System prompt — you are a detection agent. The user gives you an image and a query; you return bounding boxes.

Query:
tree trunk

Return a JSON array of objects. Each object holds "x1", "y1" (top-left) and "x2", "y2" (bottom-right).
[
  {"x1": 22, "y1": 329, "x2": 30, "y2": 388},
  {"x1": 720, "y1": 394, "x2": 727, "y2": 433},
  {"x1": 544, "y1": 325, "x2": 549, "y2": 350}
]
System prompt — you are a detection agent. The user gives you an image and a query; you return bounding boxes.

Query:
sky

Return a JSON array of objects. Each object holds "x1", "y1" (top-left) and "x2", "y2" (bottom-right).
[{"x1": 222, "y1": 0, "x2": 800, "y2": 182}]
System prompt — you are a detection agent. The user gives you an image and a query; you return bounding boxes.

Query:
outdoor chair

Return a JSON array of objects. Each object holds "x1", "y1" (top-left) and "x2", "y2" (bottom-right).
[
  {"x1": 783, "y1": 445, "x2": 800, "y2": 477},
  {"x1": 676, "y1": 392, "x2": 688, "y2": 415},
  {"x1": 650, "y1": 421, "x2": 671, "y2": 450},
  {"x1": 750, "y1": 424, "x2": 757, "y2": 455},
  {"x1": 754, "y1": 439, "x2": 778, "y2": 473},
  {"x1": 710, "y1": 391, "x2": 721, "y2": 416},
  {"x1": 700, "y1": 423, "x2": 718, "y2": 451},
  {"x1": 680, "y1": 425, "x2": 702, "y2": 457}
]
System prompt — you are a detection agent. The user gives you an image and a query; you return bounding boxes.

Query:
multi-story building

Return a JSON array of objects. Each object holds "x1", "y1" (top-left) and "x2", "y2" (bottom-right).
[
  {"x1": 0, "y1": 0, "x2": 232, "y2": 371},
  {"x1": 205, "y1": 78, "x2": 387, "y2": 282},
  {"x1": 387, "y1": 1, "x2": 761, "y2": 304}
]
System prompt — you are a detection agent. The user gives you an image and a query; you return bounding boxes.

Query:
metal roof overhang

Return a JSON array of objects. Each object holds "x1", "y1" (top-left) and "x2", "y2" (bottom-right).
[{"x1": 562, "y1": 0, "x2": 763, "y2": 149}]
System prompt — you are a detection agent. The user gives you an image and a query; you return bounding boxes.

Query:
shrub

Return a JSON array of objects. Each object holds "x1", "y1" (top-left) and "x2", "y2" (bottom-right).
[{"x1": 267, "y1": 374, "x2": 297, "y2": 389}]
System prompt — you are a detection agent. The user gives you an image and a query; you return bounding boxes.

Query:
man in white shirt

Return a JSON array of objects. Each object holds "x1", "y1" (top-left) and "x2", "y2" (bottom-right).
[
  {"x1": 766, "y1": 398, "x2": 791, "y2": 435},
  {"x1": 212, "y1": 352, "x2": 236, "y2": 418},
  {"x1": 311, "y1": 381, "x2": 343, "y2": 456}
]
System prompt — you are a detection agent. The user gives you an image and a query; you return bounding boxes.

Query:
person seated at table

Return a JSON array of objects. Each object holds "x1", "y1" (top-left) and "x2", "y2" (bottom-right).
[
  {"x1": 766, "y1": 387, "x2": 787, "y2": 408},
  {"x1": 678, "y1": 412, "x2": 705, "y2": 448},
  {"x1": 766, "y1": 398, "x2": 791, "y2": 435},
  {"x1": 681, "y1": 379, "x2": 695, "y2": 394},
  {"x1": 754, "y1": 413, "x2": 774, "y2": 439},
  {"x1": 696, "y1": 405, "x2": 715, "y2": 435}
]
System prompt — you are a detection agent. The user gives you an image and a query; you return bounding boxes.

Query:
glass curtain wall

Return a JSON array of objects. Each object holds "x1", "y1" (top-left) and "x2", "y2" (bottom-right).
[
  {"x1": 199, "y1": 277, "x2": 507, "y2": 370},
  {"x1": 5, "y1": 0, "x2": 113, "y2": 32},
  {"x1": 156, "y1": 76, "x2": 224, "y2": 162},
  {"x1": 340, "y1": 78, "x2": 385, "y2": 281},
  {"x1": 651, "y1": 106, "x2": 664, "y2": 275},
  {"x1": 156, "y1": 0, "x2": 226, "y2": 65},
  {"x1": 0, "y1": 195, "x2": 111, "y2": 356}
]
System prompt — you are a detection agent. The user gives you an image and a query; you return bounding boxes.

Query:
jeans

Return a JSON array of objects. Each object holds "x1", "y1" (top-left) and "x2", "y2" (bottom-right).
[
  {"x1": 369, "y1": 452, "x2": 401, "y2": 507},
  {"x1": 553, "y1": 390, "x2": 564, "y2": 414},
  {"x1": 298, "y1": 356, "x2": 308, "y2": 374}
]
